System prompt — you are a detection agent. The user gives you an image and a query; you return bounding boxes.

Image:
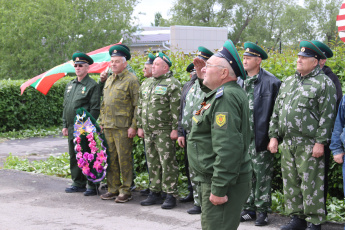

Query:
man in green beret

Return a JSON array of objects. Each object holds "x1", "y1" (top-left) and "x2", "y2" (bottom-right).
[
  {"x1": 63, "y1": 52, "x2": 101, "y2": 196},
  {"x1": 268, "y1": 41, "x2": 337, "y2": 230},
  {"x1": 139, "y1": 53, "x2": 156, "y2": 196},
  {"x1": 312, "y1": 40, "x2": 343, "y2": 217},
  {"x1": 178, "y1": 46, "x2": 213, "y2": 215},
  {"x1": 137, "y1": 52, "x2": 181, "y2": 209},
  {"x1": 239, "y1": 42, "x2": 281, "y2": 226},
  {"x1": 98, "y1": 44, "x2": 140, "y2": 203},
  {"x1": 187, "y1": 40, "x2": 251, "y2": 229}
]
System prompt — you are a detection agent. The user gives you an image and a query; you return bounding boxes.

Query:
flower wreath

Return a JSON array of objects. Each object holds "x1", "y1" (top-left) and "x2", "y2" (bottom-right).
[{"x1": 73, "y1": 108, "x2": 108, "y2": 183}]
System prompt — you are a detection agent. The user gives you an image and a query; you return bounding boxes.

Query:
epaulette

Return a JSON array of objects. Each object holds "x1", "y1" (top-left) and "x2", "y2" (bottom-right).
[{"x1": 216, "y1": 86, "x2": 224, "y2": 99}]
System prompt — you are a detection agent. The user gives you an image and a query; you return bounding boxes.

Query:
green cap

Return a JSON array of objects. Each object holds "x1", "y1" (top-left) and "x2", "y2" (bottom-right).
[
  {"x1": 197, "y1": 46, "x2": 214, "y2": 61},
  {"x1": 214, "y1": 40, "x2": 246, "y2": 80},
  {"x1": 243, "y1": 42, "x2": 268, "y2": 60},
  {"x1": 186, "y1": 63, "x2": 195, "y2": 72},
  {"x1": 298, "y1": 40, "x2": 326, "y2": 60},
  {"x1": 156, "y1": 52, "x2": 172, "y2": 67},
  {"x1": 109, "y1": 44, "x2": 131, "y2": 60},
  {"x1": 145, "y1": 53, "x2": 156, "y2": 64},
  {"x1": 72, "y1": 52, "x2": 94, "y2": 65},
  {"x1": 311, "y1": 40, "x2": 333, "y2": 59}
]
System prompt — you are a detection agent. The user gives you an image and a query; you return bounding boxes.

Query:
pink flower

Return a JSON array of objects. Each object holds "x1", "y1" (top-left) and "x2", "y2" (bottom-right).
[
  {"x1": 76, "y1": 152, "x2": 83, "y2": 159},
  {"x1": 96, "y1": 151, "x2": 107, "y2": 163},
  {"x1": 77, "y1": 158, "x2": 86, "y2": 167},
  {"x1": 83, "y1": 152, "x2": 90, "y2": 161},
  {"x1": 89, "y1": 173, "x2": 96, "y2": 179},
  {"x1": 75, "y1": 144, "x2": 82, "y2": 152},
  {"x1": 82, "y1": 165, "x2": 90, "y2": 175},
  {"x1": 93, "y1": 160, "x2": 104, "y2": 173},
  {"x1": 75, "y1": 136, "x2": 81, "y2": 144},
  {"x1": 86, "y1": 132, "x2": 94, "y2": 140},
  {"x1": 87, "y1": 153, "x2": 94, "y2": 161}
]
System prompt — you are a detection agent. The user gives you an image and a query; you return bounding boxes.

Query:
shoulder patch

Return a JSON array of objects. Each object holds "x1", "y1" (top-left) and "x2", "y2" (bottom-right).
[
  {"x1": 214, "y1": 112, "x2": 228, "y2": 129},
  {"x1": 216, "y1": 86, "x2": 224, "y2": 99}
]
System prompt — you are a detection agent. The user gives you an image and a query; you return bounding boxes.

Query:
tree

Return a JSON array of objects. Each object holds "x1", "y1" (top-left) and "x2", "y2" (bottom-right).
[
  {"x1": 0, "y1": 0, "x2": 139, "y2": 80},
  {"x1": 151, "y1": 12, "x2": 162, "y2": 27}
]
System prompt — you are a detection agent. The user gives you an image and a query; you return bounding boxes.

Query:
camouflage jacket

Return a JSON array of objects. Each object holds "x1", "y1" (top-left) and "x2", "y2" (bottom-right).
[
  {"x1": 99, "y1": 68, "x2": 140, "y2": 129},
  {"x1": 137, "y1": 71, "x2": 181, "y2": 132},
  {"x1": 269, "y1": 65, "x2": 337, "y2": 145}
]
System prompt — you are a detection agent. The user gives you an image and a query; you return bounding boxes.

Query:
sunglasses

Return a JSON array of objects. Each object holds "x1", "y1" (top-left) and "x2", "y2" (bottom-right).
[{"x1": 74, "y1": 64, "x2": 84, "y2": 68}]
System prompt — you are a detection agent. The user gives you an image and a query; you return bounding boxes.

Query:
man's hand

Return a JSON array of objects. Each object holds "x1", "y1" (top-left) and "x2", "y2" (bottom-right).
[
  {"x1": 178, "y1": 136, "x2": 185, "y2": 148},
  {"x1": 62, "y1": 128, "x2": 68, "y2": 136},
  {"x1": 209, "y1": 193, "x2": 228, "y2": 206},
  {"x1": 267, "y1": 138, "x2": 278, "y2": 153},
  {"x1": 128, "y1": 127, "x2": 136, "y2": 138},
  {"x1": 334, "y1": 153, "x2": 345, "y2": 164},
  {"x1": 193, "y1": 58, "x2": 206, "y2": 79},
  {"x1": 312, "y1": 143, "x2": 324, "y2": 158},
  {"x1": 100, "y1": 70, "x2": 108, "y2": 82},
  {"x1": 170, "y1": 130, "x2": 178, "y2": 140},
  {"x1": 138, "y1": 128, "x2": 145, "y2": 138}
]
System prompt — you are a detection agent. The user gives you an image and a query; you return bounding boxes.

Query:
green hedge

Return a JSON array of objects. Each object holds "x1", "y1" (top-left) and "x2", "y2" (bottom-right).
[{"x1": 1, "y1": 44, "x2": 345, "y2": 198}]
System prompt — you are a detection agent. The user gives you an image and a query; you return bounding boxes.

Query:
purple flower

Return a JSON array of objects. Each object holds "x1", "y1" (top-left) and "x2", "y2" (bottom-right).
[
  {"x1": 93, "y1": 160, "x2": 104, "y2": 173},
  {"x1": 87, "y1": 153, "x2": 94, "y2": 161}
]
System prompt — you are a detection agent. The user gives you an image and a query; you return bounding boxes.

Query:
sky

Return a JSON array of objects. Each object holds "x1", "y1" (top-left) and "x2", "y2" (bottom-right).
[
  {"x1": 133, "y1": 0, "x2": 173, "y2": 27},
  {"x1": 133, "y1": 0, "x2": 305, "y2": 27}
]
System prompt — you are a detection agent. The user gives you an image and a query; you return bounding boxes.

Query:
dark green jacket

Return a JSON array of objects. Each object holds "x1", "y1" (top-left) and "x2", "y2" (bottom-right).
[
  {"x1": 187, "y1": 81, "x2": 252, "y2": 197},
  {"x1": 62, "y1": 74, "x2": 100, "y2": 128}
]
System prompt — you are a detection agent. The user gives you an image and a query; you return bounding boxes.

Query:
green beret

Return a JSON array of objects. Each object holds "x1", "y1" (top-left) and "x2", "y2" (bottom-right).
[
  {"x1": 214, "y1": 40, "x2": 246, "y2": 80},
  {"x1": 298, "y1": 40, "x2": 326, "y2": 60},
  {"x1": 145, "y1": 53, "x2": 156, "y2": 64},
  {"x1": 109, "y1": 44, "x2": 131, "y2": 60},
  {"x1": 311, "y1": 40, "x2": 333, "y2": 59},
  {"x1": 243, "y1": 42, "x2": 268, "y2": 60},
  {"x1": 72, "y1": 52, "x2": 94, "y2": 65},
  {"x1": 156, "y1": 52, "x2": 172, "y2": 67},
  {"x1": 186, "y1": 63, "x2": 195, "y2": 73},
  {"x1": 197, "y1": 46, "x2": 214, "y2": 61}
]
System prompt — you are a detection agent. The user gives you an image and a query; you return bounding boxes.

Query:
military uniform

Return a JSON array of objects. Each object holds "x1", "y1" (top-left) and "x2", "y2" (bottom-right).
[
  {"x1": 187, "y1": 40, "x2": 252, "y2": 230},
  {"x1": 137, "y1": 71, "x2": 181, "y2": 195},
  {"x1": 99, "y1": 68, "x2": 140, "y2": 195},
  {"x1": 63, "y1": 74, "x2": 100, "y2": 189},
  {"x1": 269, "y1": 63, "x2": 337, "y2": 224}
]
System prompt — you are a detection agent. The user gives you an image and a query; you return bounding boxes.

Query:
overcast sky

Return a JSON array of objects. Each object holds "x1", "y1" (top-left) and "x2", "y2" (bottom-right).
[{"x1": 133, "y1": 0, "x2": 305, "y2": 27}]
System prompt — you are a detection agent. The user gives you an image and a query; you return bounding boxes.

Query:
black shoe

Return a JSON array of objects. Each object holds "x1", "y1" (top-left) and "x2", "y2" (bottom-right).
[
  {"x1": 140, "y1": 188, "x2": 150, "y2": 196},
  {"x1": 83, "y1": 189, "x2": 97, "y2": 196},
  {"x1": 65, "y1": 186, "x2": 86, "y2": 193},
  {"x1": 306, "y1": 223, "x2": 321, "y2": 230},
  {"x1": 240, "y1": 210, "x2": 256, "y2": 222},
  {"x1": 280, "y1": 216, "x2": 307, "y2": 230},
  {"x1": 161, "y1": 192, "x2": 167, "y2": 200},
  {"x1": 187, "y1": 205, "x2": 201, "y2": 214},
  {"x1": 179, "y1": 191, "x2": 194, "y2": 203},
  {"x1": 161, "y1": 194, "x2": 176, "y2": 209},
  {"x1": 140, "y1": 192, "x2": 164, "y2": 206},
  {"x1": 255, "y1": 212, "x2": 268, "y2": 226}
]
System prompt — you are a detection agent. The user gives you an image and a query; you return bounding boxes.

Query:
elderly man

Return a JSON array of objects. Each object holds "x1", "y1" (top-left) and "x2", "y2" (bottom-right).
[
  {"x1": 239, "y1": 42, "x2": 281, "y2": 226},
  {"x1": 268, "y1": 41, "x2": 337, "y2": 230},
  {"x1": 187, "y1": 40, "x2": 251, "y2": 230},
  {"x1": 63, "y1": 52, "x2": 100, "y2": 196},
  {"x1": 98, "y1": 44, "x2": 140, "y2": 203},
  {"x1": 137, "y1": 52, "x2": 181, "y2": 209},
  {"x1": 178, "y1": 46, "x2": 213, "y2": 215}
]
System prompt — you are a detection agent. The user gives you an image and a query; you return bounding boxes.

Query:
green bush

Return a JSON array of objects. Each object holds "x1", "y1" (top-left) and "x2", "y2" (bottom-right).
[{"x1": 1, "y1": 45, "x2": 345, "y2": 198}]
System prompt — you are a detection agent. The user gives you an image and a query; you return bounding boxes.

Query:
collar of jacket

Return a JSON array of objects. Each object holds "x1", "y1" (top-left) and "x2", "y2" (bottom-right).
[
  {"x1": 72, "y1": 74, "x2": 90, "y2": 85},
  {"x1": 114, "y1": 68, "x2": 130, "y2": 80},
  {"x1": 295, "y1": 64, "x2": 322, "y2": 79},
  {"x1": 153, "y1": 71, "x2": 172, "y2": 81}
]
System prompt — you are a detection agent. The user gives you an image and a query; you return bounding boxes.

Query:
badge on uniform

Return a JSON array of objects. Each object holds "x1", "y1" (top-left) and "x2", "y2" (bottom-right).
[
  {"x1": 82, "y1": 86, "x2": 86, "y2": 94},
  {"x1": 155, "y1": 86, "x2": 167, "y2": 95},
  {"x1": 214, "y1": 112, "x2": 228, "y2": 129}
]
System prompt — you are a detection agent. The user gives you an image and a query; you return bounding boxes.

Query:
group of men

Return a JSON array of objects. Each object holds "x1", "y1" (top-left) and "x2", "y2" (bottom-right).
[{"x1": 62, "y1": 38, "x2": 344, "y2": 230}]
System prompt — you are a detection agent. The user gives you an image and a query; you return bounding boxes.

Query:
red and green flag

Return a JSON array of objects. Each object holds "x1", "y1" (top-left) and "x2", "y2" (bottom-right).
[{"x1": 20, "y1": 43, "x2": 115, "y2": 95}]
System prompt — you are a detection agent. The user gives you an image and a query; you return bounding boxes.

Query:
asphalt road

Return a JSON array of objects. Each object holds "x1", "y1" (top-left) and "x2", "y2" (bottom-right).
[{"x1": 0, "y1": 137, "x2": 343, "y2": 230}]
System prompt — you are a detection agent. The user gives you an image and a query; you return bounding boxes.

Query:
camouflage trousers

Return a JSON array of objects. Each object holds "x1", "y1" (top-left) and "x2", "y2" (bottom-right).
[
  {"x1": 280, "y1": 143, "x2": 326, "y2": 225},
  {"x1": 144, "y1": 130, "x2": 179, "y2": 195},
  {"x1": 104, "y1": 128, "x2": 133, "y2": 195},
  {"x1": 243, "y1": 140, "x2": 274, "y2": 212}
]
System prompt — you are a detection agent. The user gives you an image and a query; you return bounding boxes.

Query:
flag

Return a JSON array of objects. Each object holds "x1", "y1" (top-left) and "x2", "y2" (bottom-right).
[{"x1": 336, "y1": 0, "x2": 345, "y2": 43}]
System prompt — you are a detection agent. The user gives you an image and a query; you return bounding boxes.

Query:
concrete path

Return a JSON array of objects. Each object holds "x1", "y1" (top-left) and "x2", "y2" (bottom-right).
[{"x1": 0, "y1": 137, "x2": 343, "y2": 229}]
